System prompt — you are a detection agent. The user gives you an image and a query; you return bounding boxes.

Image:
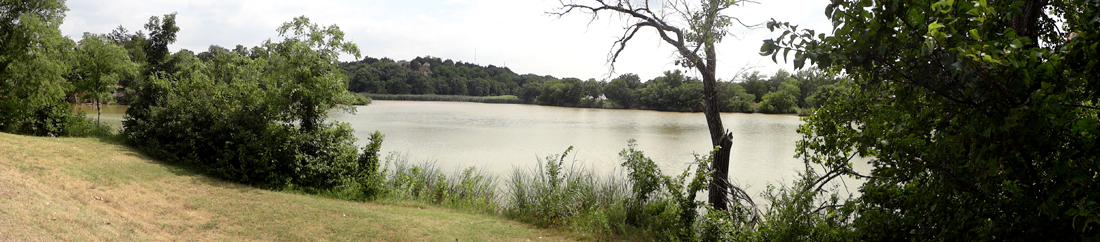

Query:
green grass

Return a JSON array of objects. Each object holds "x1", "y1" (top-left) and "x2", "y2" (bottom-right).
[
  {"x1": 366, "y1": 93, "x2": 523, "y2": 104},
  {"x1": 0, "y1": 132, "x2": 572, "y2": 241}
]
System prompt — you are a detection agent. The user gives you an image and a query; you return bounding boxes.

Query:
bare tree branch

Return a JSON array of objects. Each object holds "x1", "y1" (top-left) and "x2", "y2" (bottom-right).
[{"x1": 551, "y1": 0, "x2": 762, "y2": 215}]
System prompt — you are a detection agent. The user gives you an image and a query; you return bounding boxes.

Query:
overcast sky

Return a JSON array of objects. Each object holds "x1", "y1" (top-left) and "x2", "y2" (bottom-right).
[{"x1": 60, "y1": 0, "x2": 833, "y2": 81}]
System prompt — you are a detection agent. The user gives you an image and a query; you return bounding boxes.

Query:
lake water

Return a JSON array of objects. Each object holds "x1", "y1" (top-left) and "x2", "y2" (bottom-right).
[
  {"x1": 75, "y1": 101, "x2": 868, "y2": 199},
  {"x1": 72, "y1": 104, "x2": 128, "y2": 129}
]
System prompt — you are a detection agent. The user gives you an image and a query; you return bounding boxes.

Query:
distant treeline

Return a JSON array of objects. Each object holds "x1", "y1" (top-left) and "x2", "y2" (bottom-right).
[
  {"x1": 339, "y1": 56, "x2": 846, "y2": 114},
  {"x1": 367, "y1": 94, "x2": 522, "y2": 104}
]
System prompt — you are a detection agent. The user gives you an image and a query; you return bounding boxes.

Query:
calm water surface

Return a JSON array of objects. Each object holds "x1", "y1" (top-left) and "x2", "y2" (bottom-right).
[
  {"x1": 72, "y1": 104, "x2": 127, "y2": 129},
  {"x1": 76, "y1": 101, "x2": 867, "y2": 198},
  {"x1": 333, "y1": 101, "x2": 861, "y2": 195}
]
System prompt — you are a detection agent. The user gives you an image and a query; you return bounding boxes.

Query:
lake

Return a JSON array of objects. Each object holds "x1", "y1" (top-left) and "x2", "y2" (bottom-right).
[{"x1": 75, "y1": 101, "x2": 868, "y2": 199}]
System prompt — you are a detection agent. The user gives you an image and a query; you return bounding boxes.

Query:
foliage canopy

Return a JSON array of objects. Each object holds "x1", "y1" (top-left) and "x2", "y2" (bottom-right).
[
  {"x1": 122, "y1": 16, "x2": 373, "y2": 190},
  {"x1": 764, "y1": 0, "x2": 1100, "y2": 239}
]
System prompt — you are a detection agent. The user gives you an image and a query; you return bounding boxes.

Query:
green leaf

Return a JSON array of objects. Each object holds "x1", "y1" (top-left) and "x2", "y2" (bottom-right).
[
  {"x1": 932, "y1": 0, "x2": 954, "y2": 12},
  {"x1": 794, "y1": 53, "x2": 806, "y2": 69},
  {"x1": 970, "y1": 29, "x2": 981, "y2": 41},
  {"x1": 928, "y1": 21, "x2": 944, "y2": 31}
]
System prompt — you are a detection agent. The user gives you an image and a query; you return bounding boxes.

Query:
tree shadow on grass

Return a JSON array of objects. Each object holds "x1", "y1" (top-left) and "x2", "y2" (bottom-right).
[{"x1": 105, "y1": 137, "x2": 259, "y2": 194}]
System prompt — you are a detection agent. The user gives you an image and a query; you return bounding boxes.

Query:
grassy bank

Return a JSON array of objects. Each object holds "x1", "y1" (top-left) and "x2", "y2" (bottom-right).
[
  {"x1": 366, "y1": 93, "x2": 523, "y2": 104},
  {"x1": 0, "y1": 133, "x2": 570, "y2": 241}
]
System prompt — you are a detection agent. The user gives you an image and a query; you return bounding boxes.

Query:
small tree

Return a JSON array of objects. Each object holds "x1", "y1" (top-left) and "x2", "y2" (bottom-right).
[
  {"x1": 553, "y1": 0, "x2": 757, "y2": 212},
  {"x1": 74, "y1": 33, "x2": 137, "y2": 123},
  {"x1": 263, "y1": 15, "x2": 361, "y2": 132}
]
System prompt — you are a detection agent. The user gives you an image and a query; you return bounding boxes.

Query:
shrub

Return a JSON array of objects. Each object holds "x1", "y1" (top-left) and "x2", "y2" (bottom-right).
[
  {"x1": 62, "y1": 113, "x2": 115, "y2": 137},
  {"x1": 351, "y1": 93, "x2": 372, "y2": 105},
  {"x1": 353, "y1": 131, "x2": 385, "y2": 198},
  {"x1": 740, "y1": 167, "x2": 858, "y2": 242},
  {"x1": 122, "y1": 17, "x2": 368, "y2": 191}
]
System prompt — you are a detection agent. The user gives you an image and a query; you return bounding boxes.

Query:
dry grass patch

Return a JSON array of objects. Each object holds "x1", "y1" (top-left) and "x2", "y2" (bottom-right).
[{"x1": 0, "y1": 133, "x2": 571, "y2": 241}]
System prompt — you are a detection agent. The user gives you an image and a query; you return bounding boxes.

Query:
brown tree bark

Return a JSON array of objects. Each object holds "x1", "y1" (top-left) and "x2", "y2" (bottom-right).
[
  {"x1": 698, "y1": 42, "x2": 734, "y2": 211},
  {"x1": 1010, "y1": 0, "x2": 1050, "y2": 41}
]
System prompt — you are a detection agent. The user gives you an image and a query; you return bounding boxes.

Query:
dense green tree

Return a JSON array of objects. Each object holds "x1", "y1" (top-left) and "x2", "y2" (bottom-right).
[
  {"x1": 789, "y1": 69, "x2": 839, "y2": 109},
  {"x1": 469, "y1": 77, "x2": 491, "y2": 96},
  {"x1": 765, "y1": 0, "x2": 1100, "y2": 239},
  {"x1": 582, "y1": 78, "x2": 603, "y2": 99},
  {"x1": 106, "y1": 25, "x2": 147, "y2": 64},
  {"x1": 342, "y1": 55, "x2": 531, "y2": 98},
  {"x1": 103, "y1": 25, "x2": 148, "y2": 104},
  {"x1": 765, "y1": 70, "x2": 791, "y2": 92},
  {"x1": 143, "y1": 13, "x2": 179, "y2": 75},
  {"x1": 0, "y1": 0, "x2": 80, "y2": 136},
  {"x1": 739, "y1": 72, "x2": 768, "y2": 103},
  {"x1": 724, "y1": 83, "x2": 755, "y2": 113},
  {"x1": 537, "y1": 78, "x2": 584, "y2": 106},
  {"x1": 73, "y1": 33, "x2": 137, "y2": 123},
  {"x1": 266, "y1": 16, "x2": 360, "y2": 132},
  {"x1": 757, "y1": 79, "x2": 799, "y2": 114},
  {"x1": 516, "y1": 76, "x2": 545, "y2": 103},
  {"x1": 124, "y1": 16, "x2": 367, "y2": 189},
  {"x1": 803, "y1": 82, "x2": 843, "y2": 109},
  {"x1": 638, "y1": 70, "x2": 703, "y2": 112},
  {"x1": 604, "y1": 73, "x2": 642, "y2": 108},
  {"x1": 196, "y1": 45, "x2": 230, "y2": 62}
]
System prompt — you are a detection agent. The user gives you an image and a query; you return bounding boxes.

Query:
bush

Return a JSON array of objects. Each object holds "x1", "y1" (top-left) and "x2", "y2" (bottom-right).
[
  {"x1": 63, "y1": 113, "x2": 115, "y2": 137},
  {"x1": 727, "y1": 96, "x2": 757, "y2": 113},
  {"x1": 122, "y1": 17, "x2": 371, "y2": 191},
  {"x1": 123, "y1": 67, "x2": 366, "y2": 189},
  {"x1": 353, "y1": 131, "x2": 385, "y2": 198},
  {"x1": 740, "y1": 167, "x2": 858, "y2": 242},
  {"x1": 351, "y1": 93, "x2": 372, "y2": 105}
]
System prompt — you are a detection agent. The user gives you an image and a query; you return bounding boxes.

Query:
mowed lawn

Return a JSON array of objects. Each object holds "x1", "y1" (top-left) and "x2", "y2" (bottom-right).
[{"x1": 0, "y1": 132, "x2": 571, "y2": 241}]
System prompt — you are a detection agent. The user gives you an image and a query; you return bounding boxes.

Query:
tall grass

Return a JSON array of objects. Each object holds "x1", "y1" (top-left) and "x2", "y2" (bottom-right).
[
  {"x1": 379, "y1": 153, "x2": 499, "y2": 213},
  {"x1": 505, "y1": 147, "x2": 630, "y2": 230},
  {"x1": 366, "y1": 94, "x2": 523, "y2": 104},
  {"x1": 502, "y1": 142, "x2": 752, "y2": 241},
  {"x1": 332, "y1": 139, "x2": 841, "y2": 241}
]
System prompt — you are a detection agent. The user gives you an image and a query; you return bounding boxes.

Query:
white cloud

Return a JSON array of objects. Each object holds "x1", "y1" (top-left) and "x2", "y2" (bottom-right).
[{"x1": 60, "y1": 0, "x2": 834, "y2": 81}]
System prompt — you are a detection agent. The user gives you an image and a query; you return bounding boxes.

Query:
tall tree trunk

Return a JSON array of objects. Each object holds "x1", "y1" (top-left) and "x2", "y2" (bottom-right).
[
  {"x1": 96, "y1": 99, "x2": 102, "y2": 125},
  {"x1": 699, "y1": 42, "x2": 734, "y2": 212},
  {"x1": 1010, "y1": 0, "x2": 1049, "y2": 42}
]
